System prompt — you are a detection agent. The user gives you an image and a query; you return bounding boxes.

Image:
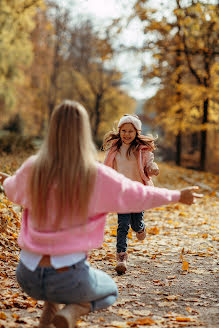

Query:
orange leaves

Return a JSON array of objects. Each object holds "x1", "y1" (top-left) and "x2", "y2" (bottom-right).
[
  {"x1": 128, "y1": 317, "x2": 155, "y2": 326},
  {"x1": 110, "y1": 228, "x2": 117, "y2": 237},
  {"x1": 108, "y1": 317, "x2": 155, "y2": 327},
  {"x1": 179, "y1": 212, "x2": 187, "y2": 217},
  {"x1": 175, "y1": 317, "x2": 192, "y2": 322},
  {"x1": 180, "y1": 248, "x2": 189, "y2": 271},
  {"x1": 0, "y1": 312, "x2": 6, "y2": 320},
  {"x1": 109, "y1": 226, "x2": 133, "y2": 239},
  {"x1": 147, "y1": 226, "x2": 159, "y2": 235},
  {"x1": 182, "y1": 260, "x2": 189, "y2": 271}
]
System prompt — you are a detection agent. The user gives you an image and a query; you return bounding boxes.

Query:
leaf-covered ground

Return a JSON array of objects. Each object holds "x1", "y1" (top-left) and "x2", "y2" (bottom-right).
[{"x1": 0, "y1": 152, "x2": 218, "y2": 328}]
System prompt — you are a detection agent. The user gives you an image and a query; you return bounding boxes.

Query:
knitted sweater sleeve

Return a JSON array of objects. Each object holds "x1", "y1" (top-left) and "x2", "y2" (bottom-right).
[
  {"x1": 94, "y1": 163, "x2": 180, "y2": 214},
  {"x1": 143, "y1": 151, "x2": 158, "y2": 170},
  {"x1": 3, "y1": 156, "x2": 35, "y2": 207}
]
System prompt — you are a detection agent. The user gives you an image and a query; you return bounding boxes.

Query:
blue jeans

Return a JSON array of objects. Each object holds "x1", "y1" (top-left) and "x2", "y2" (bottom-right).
[
  {"x1": 16, "y1": 259, "x2": 118, "y2": 312},
  {"x1": 117, "y1": 212, "x2": 145, "y2": 253}
]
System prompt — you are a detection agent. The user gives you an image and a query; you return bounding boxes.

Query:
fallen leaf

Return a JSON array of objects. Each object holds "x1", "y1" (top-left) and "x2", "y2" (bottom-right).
[
  {"x1": 175, "y1": 317, "x2": 192, "y2": 322},
  {"x1": 182, "y1": 260, "x2": 189, "y2": 271}
]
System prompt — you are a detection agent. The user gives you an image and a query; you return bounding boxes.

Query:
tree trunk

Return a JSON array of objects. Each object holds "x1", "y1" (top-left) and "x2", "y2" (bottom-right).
[
  {"x1": 200, "y1": 98, "x2": 208, "y2": 171},
  {"x1": 176, "y1": 131, "x2": 182, "y2": 166},
  {"x1": 175, "y1": 9, "x2": 183, "y2": 166},
  {"x1": 93, "y1": 94, "x2": 102, "y2": 138}
]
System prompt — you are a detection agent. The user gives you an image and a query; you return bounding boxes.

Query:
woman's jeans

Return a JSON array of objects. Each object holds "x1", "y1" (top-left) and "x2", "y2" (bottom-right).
[
  {"x1": 117, "y1": 212, "x2": 145, "y2": 253},
  {"x1": 16, "y1": 259, "x2": 118, "y2": 312}
]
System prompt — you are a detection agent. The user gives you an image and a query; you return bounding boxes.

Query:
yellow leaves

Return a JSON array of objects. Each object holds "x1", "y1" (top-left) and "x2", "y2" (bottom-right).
[
  {"x1": 147, "y1": 227, "x2": 159, "y2": 235},
  {"x1": 110, "y1": 317, "x2": 155, "y2": 327},
  {"x1": 127, "y1": 230, "x2": 133, "y2": 240},
  {"x1": 181, "y1": 248, "x2": 189, "y2": 271},
  {"x1": 12, "y1": 313, "x2": 19, "y2": 320},
  {"x1": 0, "y1": 0, "x2": 43, "y2": 106},
  {"x1": 179, "y1": 212, "x2": 187, "y2": 217},
  {"x1": 110, "y1": 227, "x2": 132, "y2": 239},
  {"x1": 154, "y1": 207, "x2": 166, "y2": 211},
  {"x1": 110, "y1": 227, "x2": 117, "y2": 237}
]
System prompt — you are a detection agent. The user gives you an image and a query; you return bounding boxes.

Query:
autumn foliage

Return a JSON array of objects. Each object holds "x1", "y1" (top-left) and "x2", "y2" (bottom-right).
[
  {"x1": 0, "y1": 0, "x2": 136, "y2": 143},
  {"x1": 132, "y1": 0, "x2": 219, "y2": 171}
]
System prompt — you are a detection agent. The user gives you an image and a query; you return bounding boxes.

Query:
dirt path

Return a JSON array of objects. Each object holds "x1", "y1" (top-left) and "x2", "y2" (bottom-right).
[{"x1": 0, "y1": 160, "x2": 218, "y2": 327}]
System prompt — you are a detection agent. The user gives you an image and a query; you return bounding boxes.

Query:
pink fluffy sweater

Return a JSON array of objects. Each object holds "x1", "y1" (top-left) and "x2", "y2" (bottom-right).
[{"x1": 3, "y1": 156, "x2": 180, "y2": 255}]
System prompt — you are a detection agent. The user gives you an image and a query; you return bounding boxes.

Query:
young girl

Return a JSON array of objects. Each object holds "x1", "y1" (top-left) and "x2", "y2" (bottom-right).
[
  {"x1": 103, "y1": 114, "x2": 159, "y2": 274},
  {"x1": 0, "y1": 101, "x2": 201, "y2": 328}
]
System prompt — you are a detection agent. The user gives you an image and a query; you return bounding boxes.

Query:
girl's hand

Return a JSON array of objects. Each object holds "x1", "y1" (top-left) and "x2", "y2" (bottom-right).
[
  {"x1": 0, "y1": 172, "x2": 10, "y2": 185},
  {"x1": 148, "y1": 167, "x2": 159, "y2": 176},
  {"x1": 179, "y1": 186, "x2": 203, "y2": 205}
]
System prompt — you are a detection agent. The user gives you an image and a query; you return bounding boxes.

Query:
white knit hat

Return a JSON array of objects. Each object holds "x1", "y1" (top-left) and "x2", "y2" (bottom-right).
[{"x1": 118, "y1": 115, "x2": 142, "y2": 131}]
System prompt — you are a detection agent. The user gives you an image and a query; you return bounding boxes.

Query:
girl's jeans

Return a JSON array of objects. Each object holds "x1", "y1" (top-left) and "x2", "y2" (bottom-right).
[
  {"x1": 16, "y1": 259, "x2": 118, "y2": 312},
  {"x1": 117, "y1": 212, "x2": 145, "y2": 253}
]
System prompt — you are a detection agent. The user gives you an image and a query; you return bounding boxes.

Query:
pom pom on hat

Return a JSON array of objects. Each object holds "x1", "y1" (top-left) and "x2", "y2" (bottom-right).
[{"x1": 118, "y1": 115, "x2": 142, "y2": 131}]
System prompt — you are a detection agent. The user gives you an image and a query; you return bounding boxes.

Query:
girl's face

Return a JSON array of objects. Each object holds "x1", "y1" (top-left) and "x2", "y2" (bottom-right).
[{"x1": 120, "y1": 123, "x2": 137, "y2": 144}]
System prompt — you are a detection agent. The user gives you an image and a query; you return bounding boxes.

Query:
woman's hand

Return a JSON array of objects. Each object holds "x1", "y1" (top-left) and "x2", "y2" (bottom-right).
[
  {"x1": 179, "y1": 186, "x2": 203, "y2": 205},
  {"x1": 0, "y1": 172, "x2": 10, "y2": 185}
]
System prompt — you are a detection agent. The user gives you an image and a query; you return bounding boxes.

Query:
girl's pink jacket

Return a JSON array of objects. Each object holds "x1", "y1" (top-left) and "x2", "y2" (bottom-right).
[
  {"x1": 104, "y1": 144, "x2": 159, "y2": 186},
  {"x1": 3, "y1": 156, "x2": 180, "y2": 255}
]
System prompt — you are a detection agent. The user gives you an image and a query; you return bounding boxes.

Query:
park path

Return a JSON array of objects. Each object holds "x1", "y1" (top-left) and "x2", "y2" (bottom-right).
[{"x1": 0, "y1": 153, "x2": 218, "y2": 327}]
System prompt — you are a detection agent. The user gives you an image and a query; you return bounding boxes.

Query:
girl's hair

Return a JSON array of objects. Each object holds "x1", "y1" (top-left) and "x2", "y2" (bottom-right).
[
  {"x1": 103, "y1": 114, "x2": 156, "y2": 157},
  {"x1": 29, "y1": 100, "x2": 97, "y2": 229}
]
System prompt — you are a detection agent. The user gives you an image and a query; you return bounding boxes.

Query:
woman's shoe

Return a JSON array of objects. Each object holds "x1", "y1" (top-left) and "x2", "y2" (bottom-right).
[
  {"x1": 38, "y1": 301, "x2": 60, "y2": 328},
  {"x1": 53, "y1": 302, "x2": 91, "y2": 328}
]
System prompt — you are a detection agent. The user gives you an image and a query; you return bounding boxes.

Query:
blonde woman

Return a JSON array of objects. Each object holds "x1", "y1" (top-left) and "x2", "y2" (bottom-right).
[{"x1": 0, "y1": 101, "x2": 202, "y2": 328}]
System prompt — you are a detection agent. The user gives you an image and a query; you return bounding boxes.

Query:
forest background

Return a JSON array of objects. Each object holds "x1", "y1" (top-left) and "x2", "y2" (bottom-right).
[{"x1": 0, "y1": 0, "x2": 219, "y2": 173}]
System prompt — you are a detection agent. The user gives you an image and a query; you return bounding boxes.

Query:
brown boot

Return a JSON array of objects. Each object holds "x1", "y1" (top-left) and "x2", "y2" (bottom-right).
[
  {"x1": 115, "y1": 252, "x2": 127, "y2": 275},
  {"x1": 38, "y1": 301, "x2": 60, "y2": 328},
  {"x1": 53, "y1": 302, "x2": 91, "y2": 328},
  {"x1": 136, "y1": 227, "x2": 146, "y2": 241}
]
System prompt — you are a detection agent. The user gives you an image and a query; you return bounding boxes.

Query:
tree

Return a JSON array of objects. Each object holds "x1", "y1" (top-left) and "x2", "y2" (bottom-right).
[
  {"x1": 0, "y1": 0, "x2": 43, "y2": 113},
  {"x1": 133, "y1": 0, "x2": 219, "y2": 170},
  {"x1": 59, "y1": 20, "x2": 136, "y2": 139},
  {"x1": 15, "y1": 4, "x2": 54, "y2": 135},
  {"x1": 177, "y1": 1, "x2": 219, "y2": 170},
  {"x1": 14, "y1": 3, "x2": 135, "y2": 139}
]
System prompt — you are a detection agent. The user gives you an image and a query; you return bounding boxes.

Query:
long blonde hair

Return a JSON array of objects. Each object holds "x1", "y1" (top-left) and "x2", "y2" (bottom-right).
[{"x1": 30, "y1": 100, "x2": 97, "y2": 229}]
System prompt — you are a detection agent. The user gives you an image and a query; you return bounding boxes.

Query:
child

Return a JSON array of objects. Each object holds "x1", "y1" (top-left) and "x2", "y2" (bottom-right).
[
  {"x1": 103, "y1": 114, "x2": 160, "y2": 274},
  {"x1": 0, "y1": 100, "x2": 202, "y2": 328}
]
